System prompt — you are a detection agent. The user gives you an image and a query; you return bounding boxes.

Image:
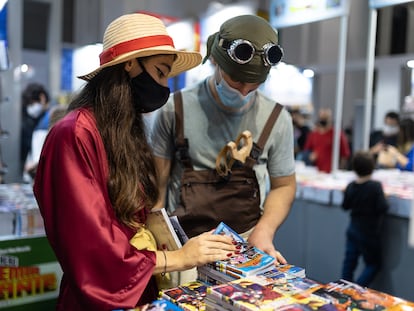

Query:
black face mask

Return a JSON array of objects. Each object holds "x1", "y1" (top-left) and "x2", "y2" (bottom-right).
[
  {"x1": 130, "y1": 63, "x2": 170, "y2": 113},
  {"x1": 318, "y1": 119, "x2": 328, "y2": 127}
]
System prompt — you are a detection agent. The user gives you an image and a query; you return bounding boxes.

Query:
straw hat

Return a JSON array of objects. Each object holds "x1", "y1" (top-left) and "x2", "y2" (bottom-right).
[{"x1": 78, "y1": 13, "x2": 202, "y2": 81}]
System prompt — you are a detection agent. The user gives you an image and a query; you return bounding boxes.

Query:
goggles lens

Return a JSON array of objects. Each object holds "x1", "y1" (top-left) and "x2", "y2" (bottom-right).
[
  {"x1": 263, "y1": 43, "x2": 283, "y2": 65},
  {"x1": 231, "y1": 40, "x2": 254, "y2": 63},
  {"x1": 219, "y1": 37, "x2": 283, "y2": 66}
]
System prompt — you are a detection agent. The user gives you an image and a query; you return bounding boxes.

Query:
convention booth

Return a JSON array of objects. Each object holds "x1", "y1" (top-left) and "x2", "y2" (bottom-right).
[
  {"x1": 275, "y1": 164, "x2": 414, "y2": 302},
  {"x1": 270, "y1": 0, "x2": 350, "y2": 174},
  {"x1": 1, "y1": 0, "x2": 414, "y2": 309},
  {"x1": 267, "y1": 0, "x2": 414, "y2": 303}
]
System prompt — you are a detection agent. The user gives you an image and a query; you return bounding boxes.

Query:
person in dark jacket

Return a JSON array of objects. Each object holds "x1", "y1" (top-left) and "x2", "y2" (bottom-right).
[
  {"x1": 20, "y1": 83, "x2": 50, "y2": 176},
  {"x1": 341, "y1": 151, "x2": 389, "y2": 287}
]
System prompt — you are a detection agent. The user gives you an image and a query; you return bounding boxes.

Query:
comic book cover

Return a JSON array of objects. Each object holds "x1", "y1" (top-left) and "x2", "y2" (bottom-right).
[
  {"x1": 386, "y1": 300, "x2": 414, "y2": 311},
  {"x1": 312, "y1": 279, "x2": 405, "y2": 311},
  {"x1": 160, "y1": 281, "x2": 207, "y2": 311},
  {"x1": 133, "y1": 299, "x2": 183, "y2": 311},
  {"x1": 206, "y1": 277, "x2": 297, "y2": 311},
  {"x1": 268, "y1": 276, "x2": 324, "y2": 296},
  {"x1": 275, "y1": 264, "x2": 306, "y2": 278},
  {"x1": 290, "y1": 288, "x2": 336, "y2": 311},
  {"x1": 212, "y1": 222, "x2": 275, "y2": 277}
]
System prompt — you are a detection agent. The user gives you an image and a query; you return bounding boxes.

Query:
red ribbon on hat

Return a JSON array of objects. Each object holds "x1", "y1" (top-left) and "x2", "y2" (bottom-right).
[{"x1": 99, "y1": 35, "x2": 175, "y2": 65}]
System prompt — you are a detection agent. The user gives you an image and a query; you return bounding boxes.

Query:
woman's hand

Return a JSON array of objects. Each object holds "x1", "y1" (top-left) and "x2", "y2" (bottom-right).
[{"x1": 177, "y1": 231, "x2": 237, "y2": 270}]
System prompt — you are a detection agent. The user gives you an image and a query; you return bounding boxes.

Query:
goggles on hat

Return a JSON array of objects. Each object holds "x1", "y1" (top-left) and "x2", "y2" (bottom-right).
[{"x1": 218, "y1": 36, "x2": 283, "y2": 67}]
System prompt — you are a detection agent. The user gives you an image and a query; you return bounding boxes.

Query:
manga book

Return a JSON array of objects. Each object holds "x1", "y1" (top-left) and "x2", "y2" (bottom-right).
[
  {"x1": 312, "y1": 279, "x2": 405, "y2": 311},
  {"x1": 160, "y1": 281, "x2": 207, "y2": 311},
  {"x1": 146, "y1": 208, "x2": 182, "y2": 251},
  {"x1": 133, "y1": 299, "x2": 183, "y2": 311},
  {"x1": 276, "y1": 264, "x2": 306, "y2": 278},
  {"x1": 206, "y1": 277, "x2": 296, "y2": 311},
  {"x1": 211, "y1": 222, "x2": 275, "y2": 277}
]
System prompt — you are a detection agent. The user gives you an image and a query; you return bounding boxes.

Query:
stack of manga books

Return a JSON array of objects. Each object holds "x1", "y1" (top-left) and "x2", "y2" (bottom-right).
[
  {"x1": 204, "y1": 275, "x2": 332, "y2": 311},
  {"x1": 131, "y1": 277, "x2": 414, "y2": 311},
  {"x1": 159, "y1": 281, "x2": 208, "y2": 311},
  {"x1": 202, "y1": 262, "x2": 336, "y2": 311},
  {"x1": 156, "y1": 223, "x2": 414, "y2": 311},
  {"x1": 197, "y1": 222, "x2": 305, "y2": 286},
  {"x1": 201, "y1": 222, "x2": 276, "y2": 280}
]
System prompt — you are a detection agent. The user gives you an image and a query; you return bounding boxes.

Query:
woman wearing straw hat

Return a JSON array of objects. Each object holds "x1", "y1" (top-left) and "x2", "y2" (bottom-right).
[{"x1": 33, "y1": 13, "x2": 237, "y2": 310}]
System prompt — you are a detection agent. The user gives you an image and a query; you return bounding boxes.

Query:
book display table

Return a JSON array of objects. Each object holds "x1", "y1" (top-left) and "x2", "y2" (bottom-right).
[
  {"x1": 274, "y1": 165, "x2": 414, "y2": 302},
  {"x1": 1, "y1": 177, "x2": 413, "y2": 309}
]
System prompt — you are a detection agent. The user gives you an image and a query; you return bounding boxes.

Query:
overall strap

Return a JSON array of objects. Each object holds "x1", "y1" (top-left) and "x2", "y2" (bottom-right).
[
  {"x1": 246, "y1": 103, "x2": 284, "y2": 167},
  {"x1": 174, "y1": 91, "x2": 193, "y2": 169}
]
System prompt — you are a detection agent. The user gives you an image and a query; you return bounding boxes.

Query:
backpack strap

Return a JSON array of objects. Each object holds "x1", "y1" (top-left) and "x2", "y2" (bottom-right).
[
  {"x1": 245, "y1": 103, "x2": 284, "y2": 168},
  {"x1": 174, "y1": 91, "x2": 193, "y2": 169}
]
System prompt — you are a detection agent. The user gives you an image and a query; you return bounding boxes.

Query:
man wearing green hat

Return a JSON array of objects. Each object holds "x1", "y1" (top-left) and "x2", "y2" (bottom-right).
[{"x1": 151, "y1": 15, "x2": 296, "y2": 268}]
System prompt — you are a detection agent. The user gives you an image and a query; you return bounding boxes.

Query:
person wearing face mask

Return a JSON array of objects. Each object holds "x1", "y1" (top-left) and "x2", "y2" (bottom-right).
[
  {"x1": 369, "y1": 111, "x2": 400, "y2": 159},
  {"x1": 377, "y1": 118, "x2": 414, "y2": 171},
  {"x1": 20, "y1": 83, "x2": 50, "y2": 177},
  {"x1": 151, "y1": 15, "x2": 296, "y2": 273},
  {"x1": 33, "y1": 14, "x2": 237, "y2": 310},
  {"x1": 289, "y1": 108, "x2": 312, "y2": 161},
  {"x1": 303, "y1": 108, "x2": 351, "y2": 173}
]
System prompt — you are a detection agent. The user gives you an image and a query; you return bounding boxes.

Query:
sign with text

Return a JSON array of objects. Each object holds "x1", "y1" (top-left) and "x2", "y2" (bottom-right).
[
  {"x1": 270, "y1": 0, "x2": 349, "y2": 29},
  {"x1": 0, "y1": 236, "x2": 62, "y2": 309}
]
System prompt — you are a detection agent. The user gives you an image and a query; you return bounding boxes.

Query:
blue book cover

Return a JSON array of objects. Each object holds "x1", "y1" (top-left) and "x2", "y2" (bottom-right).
[
  {"x1": 115, "y1": 298, "x2": 183, "y2": 311},
  {"x1": 212, "y1": 222, "x2": 276, "y2": 277}
]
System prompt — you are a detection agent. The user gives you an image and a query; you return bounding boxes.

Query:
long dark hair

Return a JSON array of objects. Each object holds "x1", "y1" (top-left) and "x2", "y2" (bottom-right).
[
  {"x1": 68, "y1": 63, "x2": 159, "y2": 229},
  {"x1": 398, "y1": 118, "x2": 414, "y2": 153}
]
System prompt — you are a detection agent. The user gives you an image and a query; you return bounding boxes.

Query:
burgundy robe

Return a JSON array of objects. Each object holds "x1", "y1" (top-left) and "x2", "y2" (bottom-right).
[{"x1": 33, "y1": 108, "x2": 157, "y2": 310}]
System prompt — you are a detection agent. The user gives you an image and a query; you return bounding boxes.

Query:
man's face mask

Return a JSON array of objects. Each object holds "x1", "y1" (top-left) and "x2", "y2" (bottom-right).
[
  {"x1": 27, "y1": 102, "x2": 43, "y2": 118},
  {"x1": 215, "y1": 70, "x2": 254, "y2": 109},
  {"x1": 130, "y1": 60, "x2": 171, "y2": 113},
  {"x1": 382, "y1": 124, "x2": 399, "y2": 136}
]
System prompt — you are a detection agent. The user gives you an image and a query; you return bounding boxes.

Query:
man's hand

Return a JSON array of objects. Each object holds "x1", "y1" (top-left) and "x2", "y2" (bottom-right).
[{"x1": 248, "y1": 226, "x2": 287, "y2": 265}]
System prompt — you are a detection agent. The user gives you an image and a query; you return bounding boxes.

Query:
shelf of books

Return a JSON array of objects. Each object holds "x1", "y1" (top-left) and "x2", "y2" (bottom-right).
[
  {"x1": 295, "y1": 163, "x2": 413, "y2": 218},
  {"x1": 0, "y1": 183, "x2": 61, "y2": 310}
]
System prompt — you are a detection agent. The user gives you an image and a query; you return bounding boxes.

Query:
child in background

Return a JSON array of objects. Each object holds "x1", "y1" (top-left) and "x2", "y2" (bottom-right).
[{"x1": 341, "y1": 151, "x2": 389, "y2": 287}]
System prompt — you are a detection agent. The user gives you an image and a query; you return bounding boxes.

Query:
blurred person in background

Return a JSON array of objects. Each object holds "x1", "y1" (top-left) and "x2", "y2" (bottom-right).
[
  {"x1": 290, "y1": 107, "x2": 311, "y2": 163},
  {"x1": 303, "y1": 108, "x2": 350, "y2": 173},
  {"x1": 341, "y1": 151, "x2": 389, "y2": 287},
  {"x1": 20, "y1": 83, "x2": 50, "y2": 177},
  {"x1": 377, "y1": 118, "x2": 414, "y2": 171},
  {"x1": 24, "y1": 104, "x2": 68, "y2": 181},
  {"x1": 369, "y1": 110, "x2": 400, "y2": 157}
]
